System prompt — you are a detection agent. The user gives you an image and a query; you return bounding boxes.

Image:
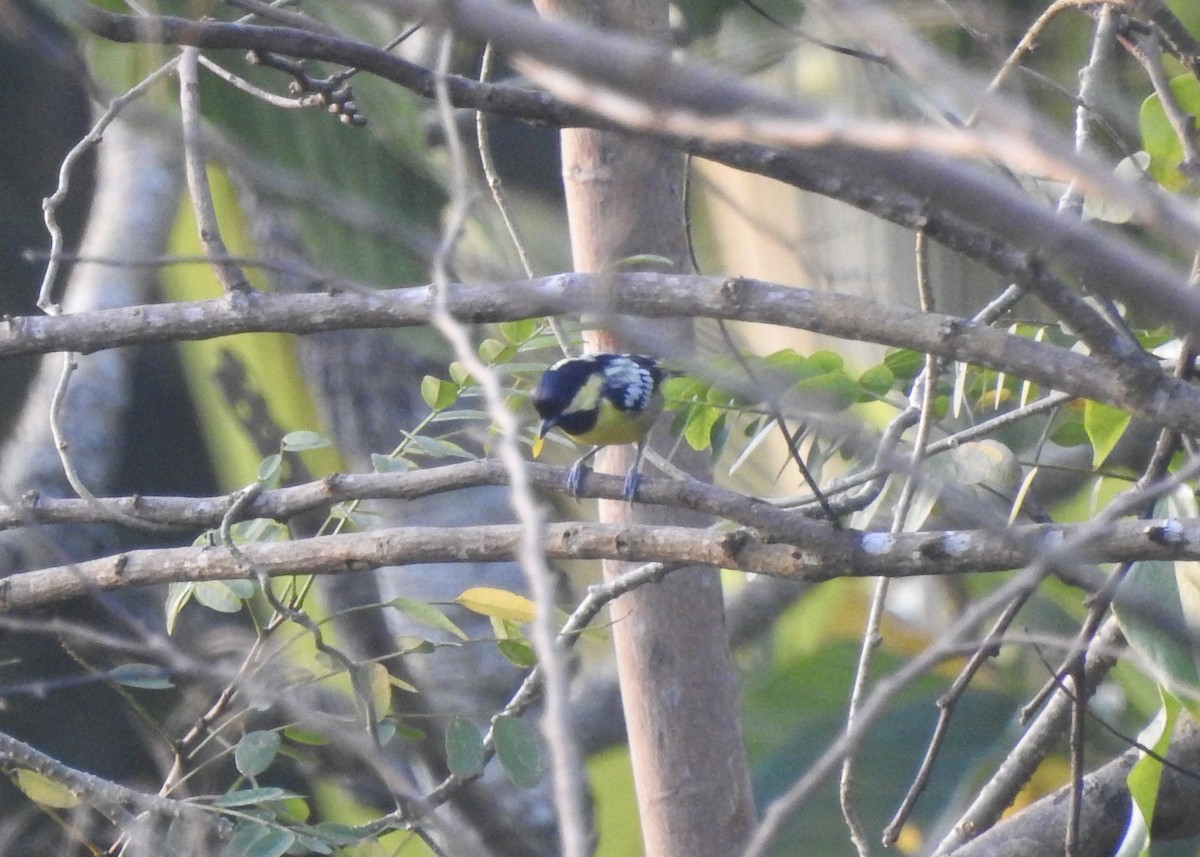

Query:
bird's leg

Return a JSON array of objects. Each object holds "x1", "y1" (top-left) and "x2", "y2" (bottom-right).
[
  {"x1": 566, "y1": 446, "x2": 601, "y2": 496},
  {"x1": 622, "y1": 440, "x2": 649, "y2": 502}
]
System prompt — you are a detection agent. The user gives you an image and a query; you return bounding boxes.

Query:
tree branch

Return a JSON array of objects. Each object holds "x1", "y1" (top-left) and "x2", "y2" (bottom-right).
[
  {"x1": 0, "y1": 728, "x2": 223, "y2": 834},
  {"x1": 943, "y1": 714, "x2": 1200, "y2": 857},
  {"x1": 61, "y1": 1, "x2": 589, "y2": 128},
  {"x1": 2, "y1": 274, "x2": 1195, "y2": 434},
  {"x1": 61, "y1": 1, "x2": 1200, "y2": 342},
  {"x1": 8, "y1": 507, "x2": 1200, "y2": 611}
]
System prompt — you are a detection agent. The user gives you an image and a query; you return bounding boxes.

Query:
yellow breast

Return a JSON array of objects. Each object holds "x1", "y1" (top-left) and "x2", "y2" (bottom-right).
[{"x1": 564, "y1": 396, "x2": 662, "y2": 446}]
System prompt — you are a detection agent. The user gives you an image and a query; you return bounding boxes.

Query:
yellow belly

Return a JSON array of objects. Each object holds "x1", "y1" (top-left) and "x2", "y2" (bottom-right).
[{"x1": 564, "y1": 397, "x2": 662, "y2": 446}]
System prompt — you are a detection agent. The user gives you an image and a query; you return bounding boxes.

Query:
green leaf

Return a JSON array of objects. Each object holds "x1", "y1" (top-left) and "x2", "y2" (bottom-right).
[
  {"x1": 308, "y1": 823, "x2": 361, "y2": 847},
  {"x1": 1123, "y1": 692, "x2": 1181, "y2": 857},
  {"x1": 283, "y1": 725, "x2": 329, "y2": 746},
  {"x1": 1050, "y1": 418, "x2": 1090, "y2": 447},
  {"x1": 213, "y1": 787, "x2": 297, "y2": 807},
  {"x1": 448, "y1": 361, "x2": 473, "y2": 387},
  {"x1": 193, "y1": 580, "x2": 249, "y2": 613},
  {"x1": 398, "y1": 636, "x2": 438, "y2": 654},
  {"x1": 328, "y1": 502, "x2": 369, "y2": 528},
  {"x1": 388, "y1": 597, "x2": 469, "y2": 640},
  {"x1": 257, "y1": 453, "x2": 283, "y2": 486},
  {"x1": 233, "y1": 578, "x2": 260, "y2": 598},
  {"x1": 490, "y1": 615, "x2": 525, "y2": 641},
  {"x1": 14, "y1": 769, "x2": 79, "y2": 809},
  {"x1": 371, "y1": 453, "x2": 414, "y2": 473},
  {"x1": 165, "y1": 582, "x2": 195, "y2": 635},
  {"x1": 393, "y1": 722, "x2": 426, "y2": 741},
  {"x1": 445, "y1": 717, "x2": 486, "y2": 777},
  {"x1": 365, "y1": 662, "x2": 393, "y2": 719},
  {"x1": 346, "y1": 838, "x2": 390, "y2": 857},
  {"x1": 683, "y1": 403, "x2": 722, "y2": 451},
  {"x1": 762, "y1": 349, "x2": 809, "y2": 375},
  {"x1": 289, "y1": 830, "x2": 334, "y2": 855},
  {"x1": 280, "y1": 430, "x2": 332, "y2": 452},
  {"x1": 708, "y1": 412, "x2": 731, "y2": 458},
  {"x1": 789, "y1": 371, "x2": 860, "y2": 412},
  {"x1": 227, "y1": 821, "x2": 295, "y2": 857},
  {"x1": 421, "y1": 376, "x2": 459, "y2": 411},
  {"x1": 497, "y1": 638, "x2": 538, "y2": 668},
  {"x1": 1116, "y1": 493, "x2": 1200, "y2": 698},
  {"x1": 498, "y1": 319, "x2": 538, "y2": 344},
  {"x1": 1141, "y1": 74, "x2": 1200, "y2": 190},
  {"x1": 1139, "y1": 326, "x2": 1174, "y2": 351},
  {"x1": 808, "y1": 350, "x2": 843, "y2": 373},
  {"x1": 856, "y1": 364, "x2": 895, "y2": 398},
  {"x1": 456, "y1": 587, "x2": 536, "y2": 622},
  {"x1": 883, "y1": 349, "x2": 924, "y2": 382},
  {"x1": 229, "y1": 518, "x2": 288, "y2": 546},
  {"x1": 662, "y1": 374, "x2": 709, "y2": 406},
  {"x1": 606, "y1": 253, "x2": 675, "y2": 271},
  {"x1": 235, "y1": 730, "x2": 282, "y2": 777},
  {"x1": 1083, "y1": 400, "x2": 1130, "y2": 467},
  {"x1": 108, "y1": 663, "x2": 173, "y2": 689},
  {"x1": 478, "y1": 339, "x2": 517, "y2": 365},
  {"x1": 404, "y1": 434, "x2": 472, "y2": 459},
  {"x1": 429, "y1": 409, "x2": 494, "y2": 424},
  {"x1": 387, "y1": 673, "x2": 418, "y2": 694},
  {"x1": 763, "y1": 348, "x2": 820, "y2": 376},
  {"x1": 493, "y1": 715, "x2": 544, "y2": 788}
]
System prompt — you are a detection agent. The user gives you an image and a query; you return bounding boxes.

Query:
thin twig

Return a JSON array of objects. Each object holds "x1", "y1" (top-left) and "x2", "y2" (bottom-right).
[
  {"x1": 966, "y1": 0, "x2": 1108, "y2": 127},
  {"x1": 745, "y1": 449, "x2": 1200, "y2": 857},
  {"x1": 38, "y1": 57, "x2": 182, "y2": 313},
  {"x1": 366, "y1": 559, "x2": 684, "y2": 834},
  {"x1": 219, "y1": 482, "x2": 379, "y2": 743},
  {"x1": 178, "y1": 47, "x2": 253, "y2": 294},
  {"x1": 715, "y1": 322, "x2": 840, "y2": 523},
  {"x1": 475, "y1": 42, "x2": 571, "y2": 355},
  {"x1": 1065, "y1": 642, "x2": 1086, "y2": 857},
  {"x1": 46, "y1": 353, "x2": 172, "y2": 531},
  {"x1": 221, "y1": 0, "x2": 340, "y2": 34},
  {"x1": 1131, "y1": 29, "x2": 1200, "y2": 182},
  {"x1": 430, "y1": 29, "x2": 590, "y2": 857},
  {"x1": 48, "y1": 354, "x2": 97, "y2": 503},
  {"x1": 197, "y1": 54, "x2": 311, "y2": 108},
  {"x1": 883, "y1": 592, "x2": 1031, "y2": 845},
  {"x1": 66, "y1": 2, "x2": 1200, "y2": 337},
  {"x1": 932, "y1": 453, "x2": 1200, "y2": 854},
  {"x1": 0, "y1": 728, "x2": 224, "y2": 834},
  {"x1": 840, "y1": 226, "x2": 939, "y2": 855}
]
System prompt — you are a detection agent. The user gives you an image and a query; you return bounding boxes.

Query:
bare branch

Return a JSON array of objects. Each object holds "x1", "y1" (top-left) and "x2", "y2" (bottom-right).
[
  {"x1": 10, "y1": 508, "x2": 1200, "y2": 612},
  {"x1": 2, "y1": 274, "x2": 1196, "y2": 438},
  {"x1": 60, "y1": 0, "x2": 1200, "y2": 341},
  {"x1": 179, "y1": 47, "x2": 253, "y2": 294},
  {"x1": 0, "y1": 729, "x2": 224, "y2": 834}
]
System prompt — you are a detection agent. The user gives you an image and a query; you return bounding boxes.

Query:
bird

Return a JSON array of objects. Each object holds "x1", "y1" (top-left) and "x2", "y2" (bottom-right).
[{"x1": 531, "y1": 353, "x2": 665, "y2": 501}]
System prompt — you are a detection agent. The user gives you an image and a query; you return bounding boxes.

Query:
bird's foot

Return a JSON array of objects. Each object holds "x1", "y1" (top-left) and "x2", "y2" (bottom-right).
[
  {"x1": 566, "y1": 460, "x2": 590, "y2": 496},
  {"x1": 622, "y1": 467, "x2": 642, "y2": 502}
]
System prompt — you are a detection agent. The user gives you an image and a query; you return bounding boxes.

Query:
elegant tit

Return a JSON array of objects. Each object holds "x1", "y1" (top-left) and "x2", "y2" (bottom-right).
[{"x1": 531, "y1": 353, "x2": 665, "y2": 501}]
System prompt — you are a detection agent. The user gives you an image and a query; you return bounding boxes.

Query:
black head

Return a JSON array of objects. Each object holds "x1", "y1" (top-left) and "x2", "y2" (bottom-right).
[{"x1": 533, "y1": 356, "x2": 598, "y2": 427}]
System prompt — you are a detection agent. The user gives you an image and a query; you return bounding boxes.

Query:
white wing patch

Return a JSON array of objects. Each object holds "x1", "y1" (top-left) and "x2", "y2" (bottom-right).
[{"x1": 605, "y1": 357, "x2": 655, "y2": 410}]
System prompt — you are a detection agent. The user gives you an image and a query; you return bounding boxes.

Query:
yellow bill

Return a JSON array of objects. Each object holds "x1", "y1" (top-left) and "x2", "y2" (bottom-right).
[{"x1": 531, "y1": 435, "x2": 545, "y2": 458}]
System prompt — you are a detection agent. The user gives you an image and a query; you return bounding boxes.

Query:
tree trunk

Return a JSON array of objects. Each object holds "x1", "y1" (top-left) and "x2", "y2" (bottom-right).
[{"x1": 529, "y1": 1, "x2": 758, "y2": 855}]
